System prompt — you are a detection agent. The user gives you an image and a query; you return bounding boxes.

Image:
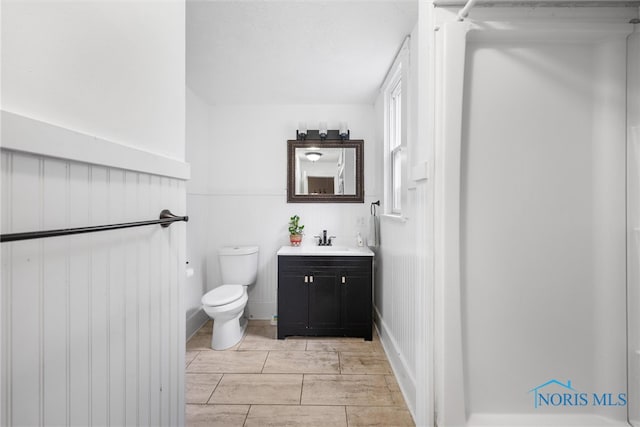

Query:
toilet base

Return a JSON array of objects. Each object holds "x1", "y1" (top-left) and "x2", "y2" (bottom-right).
[{"x1": 210, "y1": 314, "x2": 247, "y2": 350}]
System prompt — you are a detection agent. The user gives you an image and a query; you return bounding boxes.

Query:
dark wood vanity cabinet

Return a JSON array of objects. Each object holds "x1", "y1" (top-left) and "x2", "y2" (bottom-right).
[{"x1": 277, "y1": 255, "x2": 373, "y2": 340}]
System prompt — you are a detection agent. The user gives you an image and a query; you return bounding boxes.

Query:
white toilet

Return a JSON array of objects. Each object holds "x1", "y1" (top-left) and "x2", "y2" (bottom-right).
[{"x1": 201, "y1": 245, "x2": 259, "y2": 350}]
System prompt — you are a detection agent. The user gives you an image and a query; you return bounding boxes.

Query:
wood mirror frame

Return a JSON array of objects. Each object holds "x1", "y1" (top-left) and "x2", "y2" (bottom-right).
[{"x1": 287, "y1": 139, "x2": 364, "y2": 203}]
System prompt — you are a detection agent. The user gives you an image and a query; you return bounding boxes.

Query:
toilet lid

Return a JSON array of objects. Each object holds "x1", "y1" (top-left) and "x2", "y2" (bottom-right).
[
  {"x1": 218, "y1": 245, "x2": 259, "y2": 256},
  {"x1": 202, "y1": 285, "x2": 244, "y2": 307}
]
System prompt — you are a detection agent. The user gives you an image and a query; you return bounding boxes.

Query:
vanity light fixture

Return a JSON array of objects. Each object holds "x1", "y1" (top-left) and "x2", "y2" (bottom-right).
[
  {"x1": 297, "y1": 122, "x2": 307, "y2": 140},
  {"x1": 319, "y1": 122, "x2": 328, "y2": 140},
  {"x1": 339, "y1": 122, "x2": 350, "y2": 140},
  {"x1": 293, "y1": 125, "x2": 350, "y2": 141},
  {"x1": 305, "y1": 152, "x2": 322, "y2": 162}
]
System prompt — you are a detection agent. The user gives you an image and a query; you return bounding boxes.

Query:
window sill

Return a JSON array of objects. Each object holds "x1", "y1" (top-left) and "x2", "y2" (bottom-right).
[{"x1": 380, "y1": 214, "x2": 408, "y2": 223}]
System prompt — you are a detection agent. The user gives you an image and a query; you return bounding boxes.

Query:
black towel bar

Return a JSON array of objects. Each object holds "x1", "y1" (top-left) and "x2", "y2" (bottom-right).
[
  {"x1": 370, "y1": 200, "x2": 380, "y2": 215},
  {"x1": 0, "y1": 209, "x2": 188, "y2": 243}
]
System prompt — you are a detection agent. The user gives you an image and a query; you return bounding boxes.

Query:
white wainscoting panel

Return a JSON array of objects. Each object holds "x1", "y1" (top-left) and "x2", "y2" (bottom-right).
[
  {"x1": 375, "y1": 207, "x2": 419, "y2": 414},
  {"x1": 1, "y1": 149, "x2": 186, "y2": 427}
]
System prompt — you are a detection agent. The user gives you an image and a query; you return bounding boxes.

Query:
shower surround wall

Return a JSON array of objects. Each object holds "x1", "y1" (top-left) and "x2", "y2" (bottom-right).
[
  {"x1": 460, "y1": 33, "x2": 627, "y2": 421},
  {"x1": 431, "y1": 6, "x2": 637, "y2": 426},
  {"x1": 1, "y1": 2, "x2": 187, "y2": 426},
  {"x1": 628, "y1": 22, "x2": 640, "y2": 427}
]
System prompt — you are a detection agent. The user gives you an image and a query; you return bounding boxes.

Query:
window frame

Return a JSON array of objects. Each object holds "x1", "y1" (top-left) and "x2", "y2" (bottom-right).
[{"x1": 382, "y1": 38, "x2": 409, "y2": 217}]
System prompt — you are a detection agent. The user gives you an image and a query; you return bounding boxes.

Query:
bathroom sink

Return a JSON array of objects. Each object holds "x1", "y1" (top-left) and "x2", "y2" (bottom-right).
[
  {"x1": 300, "y1": 246, "x2": 356, "y2": 255},
  {"x1": 277, "y1": 245, "x2": 374, "y2": 257}
]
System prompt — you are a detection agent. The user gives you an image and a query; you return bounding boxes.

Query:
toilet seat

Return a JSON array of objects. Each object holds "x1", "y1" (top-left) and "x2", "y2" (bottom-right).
[{"x1": 202, "y1": 284, "x2": 244, "y2": 307}]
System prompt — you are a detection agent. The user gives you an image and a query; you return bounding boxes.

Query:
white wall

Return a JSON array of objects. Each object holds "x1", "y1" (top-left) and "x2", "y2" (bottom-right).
[
  {"x1": 185, "y1": 88, "x2": 211, "y2": 338},
  {"x1": 372, "y1": 23, "x2": 422, "y2": 418},
  {"x1": 198, "y1": 104, "x2": 380, "y2": 320},
  {"x1": 1, "y1": 2, "x2": 187, "y2": 426},
  {"x1": 1, "y1": 0, "x2": 186, "y2": 161}
]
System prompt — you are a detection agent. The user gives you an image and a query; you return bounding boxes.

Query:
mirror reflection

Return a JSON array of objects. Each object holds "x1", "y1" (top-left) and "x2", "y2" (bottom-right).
[
  {"x1": 287, "y1": 139, "x2": 363, "y2": 203},
  {"x1": 294, "y1": 147, "x2": 356, "y2": 195}
]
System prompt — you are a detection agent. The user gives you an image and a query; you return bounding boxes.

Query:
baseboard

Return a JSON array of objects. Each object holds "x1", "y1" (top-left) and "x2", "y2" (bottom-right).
[
  {"x1": 374, "y1": 306, "x2": 417, "y2": 419},
  {"x1": 186, "y1": 308, "x2": 209, "y2": 341}
]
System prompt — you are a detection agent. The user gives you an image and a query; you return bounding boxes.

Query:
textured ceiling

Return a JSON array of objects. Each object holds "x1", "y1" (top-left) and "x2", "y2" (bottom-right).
[{"x1": 186, "y1": 0, "x2": 418, "y2": 105}]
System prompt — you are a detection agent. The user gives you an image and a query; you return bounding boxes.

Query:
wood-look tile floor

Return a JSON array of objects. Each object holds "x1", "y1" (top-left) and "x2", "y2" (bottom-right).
[{"x1": 185, "y1": 320, "x2": 415, "y2": 427}]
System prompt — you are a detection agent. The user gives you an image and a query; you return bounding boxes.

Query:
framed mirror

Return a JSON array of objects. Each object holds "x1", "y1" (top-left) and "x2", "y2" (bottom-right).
[{"x1": 287, "y1": 139, "x2": 364, "y2": 203}]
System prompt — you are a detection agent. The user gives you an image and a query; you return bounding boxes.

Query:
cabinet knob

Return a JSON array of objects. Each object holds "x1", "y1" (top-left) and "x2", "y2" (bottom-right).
[
  {"x1": 342, "y1": 276, "x2": 346, "y2": 284},
  {"x1": 304, "y1": 276, "x2": 308, "y2": 283},
  {"x1": 310, "y1": 275, "x2": 314, "y2": 283}
]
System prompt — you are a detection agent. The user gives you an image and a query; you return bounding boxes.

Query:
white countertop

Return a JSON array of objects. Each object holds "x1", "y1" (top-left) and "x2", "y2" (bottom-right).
[{"x1": 277, "y1": 245, "x2": 375, "y2": 257}]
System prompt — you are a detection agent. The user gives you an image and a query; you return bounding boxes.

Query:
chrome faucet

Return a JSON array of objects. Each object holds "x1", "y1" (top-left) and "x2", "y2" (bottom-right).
[{"x1": 314, "y1": 229, "x2": 336, "y2": 246}]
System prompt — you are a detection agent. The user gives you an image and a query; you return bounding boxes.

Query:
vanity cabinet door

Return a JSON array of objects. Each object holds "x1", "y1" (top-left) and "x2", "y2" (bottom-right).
[
  {"x1": 278, "y1": 270, "x2": 309, "y2": 330},
  {"x1": 340, "y1": 270, "x2": 372, "y2": 332},
  {"x1": 307, "y1": 271, "x2": 341, "y2": 330}
]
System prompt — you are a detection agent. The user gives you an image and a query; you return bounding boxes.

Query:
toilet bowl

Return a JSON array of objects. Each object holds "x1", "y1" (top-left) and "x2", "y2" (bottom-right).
[
  {"x1": 202, "y1": 285, "x2": 248, "y2": 350},
  {"x1": 201, "y1": 245, "x2": 259, "y2": 350}
]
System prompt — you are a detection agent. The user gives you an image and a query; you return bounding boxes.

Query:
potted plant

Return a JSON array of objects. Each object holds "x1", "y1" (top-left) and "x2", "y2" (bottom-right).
[{"x1": 288, "y1": 215, "x2": 304, "y2": 246}]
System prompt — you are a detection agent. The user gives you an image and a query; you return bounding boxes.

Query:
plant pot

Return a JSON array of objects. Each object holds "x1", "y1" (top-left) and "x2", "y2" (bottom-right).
[{"x1": 290, "y1": 234, "x2": 302, "y2": 246}]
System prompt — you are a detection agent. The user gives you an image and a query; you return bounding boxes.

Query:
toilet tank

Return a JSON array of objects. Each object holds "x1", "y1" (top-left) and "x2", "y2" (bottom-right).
[{"x1": 218, "y1": 245, "x2": 259, "y2": 285}]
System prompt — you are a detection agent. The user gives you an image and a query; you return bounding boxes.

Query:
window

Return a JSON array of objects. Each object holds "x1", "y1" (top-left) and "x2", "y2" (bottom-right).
[
  {"x1": 383, "y1": 38, "x2": 408, "y2": 216},
  {"x1": 389, "y1": 78, "x2": 403, "y2": 213}
]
